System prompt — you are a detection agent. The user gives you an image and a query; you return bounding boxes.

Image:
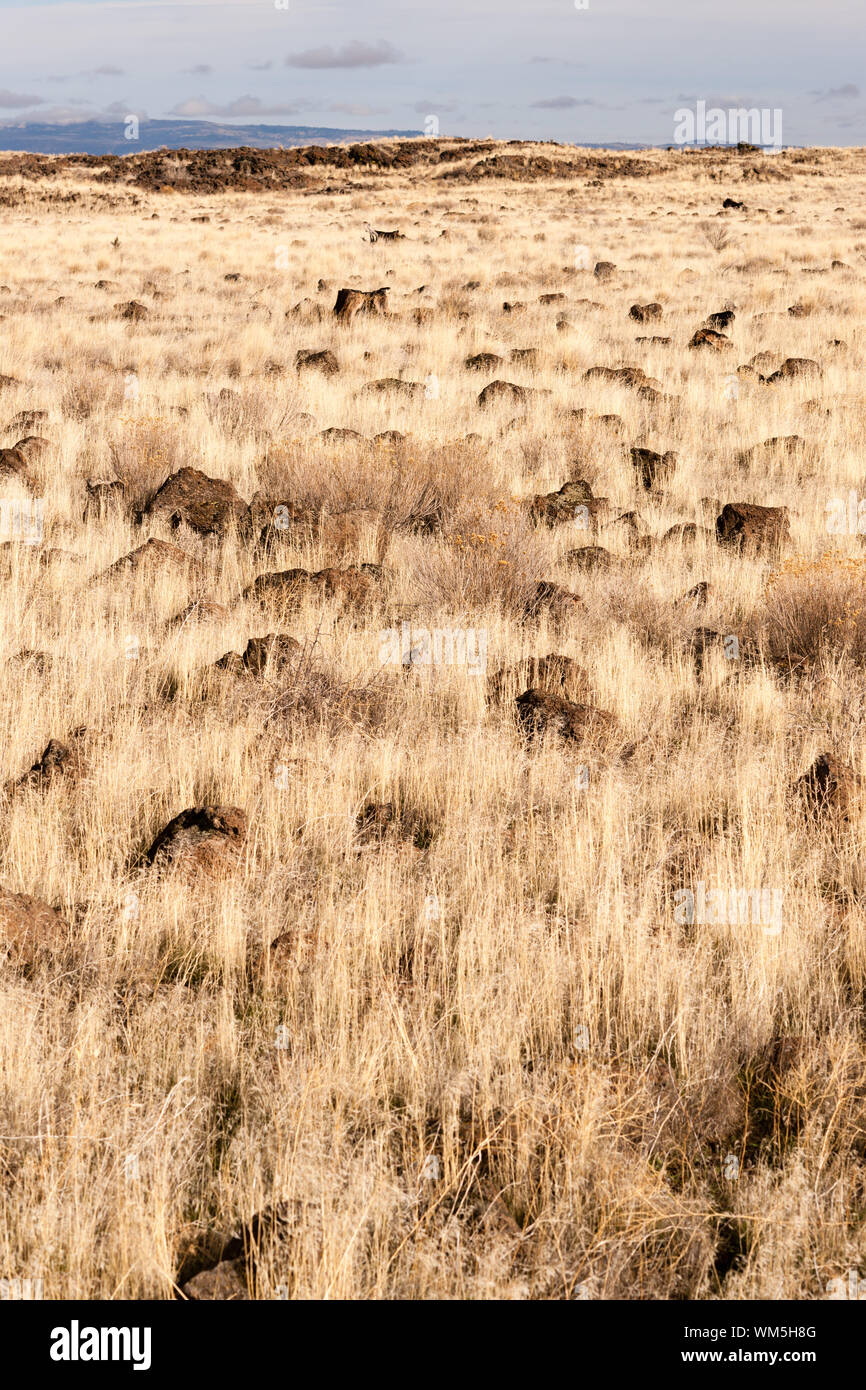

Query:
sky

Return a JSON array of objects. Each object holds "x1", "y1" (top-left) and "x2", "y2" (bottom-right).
[{"x1": 0, "y1": 0, "x2": 863, "y2": 145}]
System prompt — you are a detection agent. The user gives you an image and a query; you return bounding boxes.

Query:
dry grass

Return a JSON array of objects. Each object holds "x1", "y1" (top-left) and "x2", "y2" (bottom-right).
[{"x1": 0, "y1": 144, "x2": 865, "y2": 1301}]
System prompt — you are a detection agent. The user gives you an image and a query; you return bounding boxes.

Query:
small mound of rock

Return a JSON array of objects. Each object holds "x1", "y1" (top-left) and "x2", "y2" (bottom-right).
[
  {"x1": 143, "y1": 467, "x2": 247, "y2": 536},
  {"x1": 213, "y1": 633, "x2": 300, "y2": 678},
  {"x1": 796, "y1": 753, "x2": 861, "y2": 818},
  {"x1": 716, "y1": 502, "x2": 790, "y2": 554},
  {"x1": 629, "y1": 303, "x2": 662, "y2": 323},
  {"x1": 144, "y1": 805, "x2": 248, "y2": 877},
  {"x1": 0, "y1": 888, "x2": 68, "y2": 963},
  {"x1": 515, "y1": 688, "x2": 618, "y2": 743}
]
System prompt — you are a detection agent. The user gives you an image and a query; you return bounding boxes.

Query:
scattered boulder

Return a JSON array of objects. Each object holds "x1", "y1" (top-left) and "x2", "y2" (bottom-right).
[
  {"x1": 765, "y1": 357, "x2": 821, "y2": 384},
  {"x1": 796, "y1": 752, "x2": 861, "y2": 818},
  {"x1": 5, "y1": 732, "x2": 86, "y2": 796},
  {"x1": 0, "y1": 447, "x2": 33, "y2": 487},
  {"x1": 214, "y1": 633, "x2": 300, "y2": 678},
  {"x1": 365, "y1": 227, "x2": 403, "y2": 242},
  {"x1": 630, "y1": 446, "x2": 677, "y2": 490},
  {"x1": 737, "y1": 435, "x2": 805, "y2": 467},
  {"x1": 9, "y1": 410, "x2": 47, "y2": 432},
  {"x1": 333, "y1": 287, "x2": 389, "y2": 321},
  {"x1": 487, "y1": 653, "x2": 590, "y2": 704},
  {"x1": 593, "y1": 261, "x2": 616, "y2": 282},
  {"x1": 97, "y1": 538, "x2": 200, "y2": 583},
  {"x1": 478, "y1": 379, "x2": 534, "y2": 408},
  {"x1": 319, "y1": 427, "x2": 366, "y2": 445},
  {"x1": 675, "y1": 580, "x2": 711, "y2": 609},
  {"x1": 295, "y1": 349, "x2": 339, "y2": 376},
  {"x1": 144, "y1": 805, "x2": 248, "y2": 876},
  {"x1": 722, "y1": 198, "x2": 746, "y2": 210},
  {"x1": 539, "y1": 292, "x2": 566, "y2": 304},
  {"x1": 362, "y1": 378, "x2": 425, "y2": 399},
  {"x1": 716, "y1": 502, "x2": 790, "y2": 554},
  {"x1": 115, "y1": 300, "x2": 148, "y2": 321},
  {"x1": 530, "y1": 478, "x2": 594, "y2": 525},
  {"x1": 355, "y1": 801, "x2": 433, "y2": 850},
  {"x1": 689, "y1": 328, "x2": 732, "y2": 351},
  {"x1": 584, "y1": 365, "x2": 662, "y2": 392},
  {"x1": 515, "y1": 688, "x2": 618, "y2": 742},
  {"x1": 629, "y1": 303, "x2": 663, "y2": 323},
  {"x1": 563, "y1": 545, "x2": 616, "y2": 571},
  {"x1": 181, "y1": 1259, "x2": 249, "y2": 1302},
  {"x1": 143, "y1": 467, "x2": 247, "y2": 536},
  {"x1": 705, "y1": 310, "x2": 735, "y2": 331},
  {"x1": 525, "y1": 580, "x2": 585, "y2": 623},
  {"x1": 13, "y1": 436, "x2": 49, "y2": 462},
  {"x1": 245, "y1": 564, "x2": 382, "y2": 608},
  {"x1": 0, "y1": 888, "x2": 68, "y2": 963},
  {"x1": 663, "y1": 523, "x2": 712, "y2": 544},
  {"x1": 465, "y1": 352, "x2": 503, "y2": 372},
  {"x1": 83, "y1": 478, "x2": 124, "y2": 522},
  {"x1": 167, "y1": 598, "x2": 230, "y2": 628}
]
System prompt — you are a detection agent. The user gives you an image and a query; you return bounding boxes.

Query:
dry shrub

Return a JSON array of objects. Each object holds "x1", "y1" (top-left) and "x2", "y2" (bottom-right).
[
  {"x1": 700, "y1": 222, "x2": 732, "y2": 253},
  {"x1": 758, "y1": 554, "x2": 866, "y2": 674},
  {"x1": 108, "y1": 413, "x2": 183, "y2": 513},
  {"x1": 257, "y1": 439, "x2": 495, "y2": 535},
  {"x1": 61, "y1": 371, "x2": 122, "y2": 420},
  {"x1": 409, "y1": 500, "x2": 547, "y2": 616},
  {"x1": 261, "y1": 638, "x2": 394, "y2": 733},
  {"x1": 206, "y1": 384, "x2": 301, "y2": 441}
]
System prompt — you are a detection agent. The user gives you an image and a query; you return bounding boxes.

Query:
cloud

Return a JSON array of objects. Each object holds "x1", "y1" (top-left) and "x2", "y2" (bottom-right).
[
  {"x1": 675, "y1": 93, "x2": 768, "y2": 108},
  {"x1": 285, "y1": 40, "x2": 404, "y2": 70},
  {"x1": 49, "y1": 69, "x2": 124, "y2": 82},
  {"x1": 248, "y1": 62, "x2": 272, "y2": 71},
  {"x1": 0, "y1": 89, "x2": 44, "y2": 108},
  {"x1": 168, "y1": 94, "x2": 304, "y2": 118},
  {"x1": 0, "y1": 104, "x2": 99, "y2": 125},
  {"x1": 528, "y1": 56, "x2": 584, "y2": 67},
  {"x1": 812, "y1": 83, "x2": 859, "y2": 101},
  {"x1": 410, "y1": 99, "x2": 458, "y2": 114},
  {"x1": 531, "y1": 95, "x2": 604, "y2": 109},
  {"x1": 328, "y1": 102, "x2": 389, "y2": 117},
  {"x1": 183, "y1": 64, "x2": 213, "y2": 75}
]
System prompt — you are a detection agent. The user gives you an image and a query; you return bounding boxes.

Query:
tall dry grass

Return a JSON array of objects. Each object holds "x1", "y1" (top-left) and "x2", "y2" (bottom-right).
[{"x1": 0, "y1": 147, "x2": 864, "y2": 1300}]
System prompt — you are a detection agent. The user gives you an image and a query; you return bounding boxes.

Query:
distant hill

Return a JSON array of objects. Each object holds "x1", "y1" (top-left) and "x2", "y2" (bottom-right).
[{"x1": 0, "y1": 119, "x2": 423, "y2": 155}]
